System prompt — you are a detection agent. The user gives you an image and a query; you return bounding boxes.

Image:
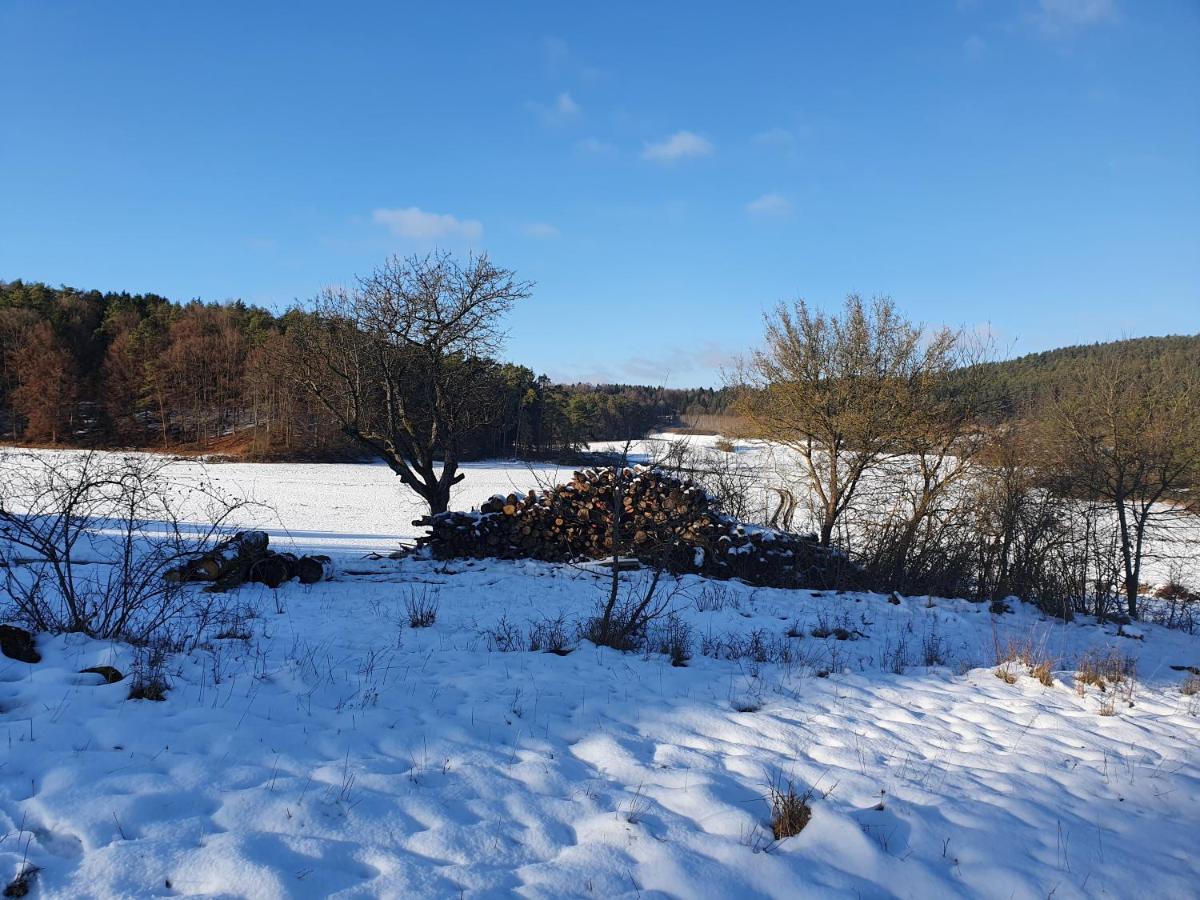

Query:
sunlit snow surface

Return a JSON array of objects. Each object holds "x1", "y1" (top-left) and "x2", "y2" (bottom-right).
[{"x1": 1, "y1": 443, "x2": 1198, "y2": 898}]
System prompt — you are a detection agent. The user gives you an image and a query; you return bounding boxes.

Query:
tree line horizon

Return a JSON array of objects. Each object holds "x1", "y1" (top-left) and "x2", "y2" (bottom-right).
[
  {"x1": 2, "y1": 272, "x2": 1194, "y2": 458},
  {"x1": 0, "y1": 274, "x2": 730, "y2": 459}
]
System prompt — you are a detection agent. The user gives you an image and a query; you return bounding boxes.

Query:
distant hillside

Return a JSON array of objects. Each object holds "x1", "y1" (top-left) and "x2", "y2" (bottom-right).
[{"x1": 962, "y1": 334, "x2": 1200, "y2": 421}]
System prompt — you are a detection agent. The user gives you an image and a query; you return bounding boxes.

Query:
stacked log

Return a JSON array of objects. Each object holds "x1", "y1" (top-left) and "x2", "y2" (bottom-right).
[
  {"x1": 413, "y1": 467, "x2": 840, "y2": 589},
  {"x1": 164, "y1": 531, "x2": 332, "y2": 591}
]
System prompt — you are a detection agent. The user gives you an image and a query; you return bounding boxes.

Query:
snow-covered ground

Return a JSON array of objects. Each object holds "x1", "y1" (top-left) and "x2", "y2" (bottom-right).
[{"x1": 2, "y1": 447, "x2": 1199, "y2": 898}]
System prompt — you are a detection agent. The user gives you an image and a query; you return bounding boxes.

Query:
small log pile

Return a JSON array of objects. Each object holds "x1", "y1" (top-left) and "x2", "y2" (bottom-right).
[
  {"x1": 164, "y1": 531, "x2": 333, "y2": 591},
  {"x1": 413, "y1": 466, "x2": 840, "y2": 588}
]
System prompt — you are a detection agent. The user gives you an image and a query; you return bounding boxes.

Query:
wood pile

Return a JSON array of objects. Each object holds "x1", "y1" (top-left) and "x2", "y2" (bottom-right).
[
  {"x1": 413, "y1": 466, "x2": 840, "y2": 588},
  {"x1": 164, "y1": 531, "x2": 333, "y2": 591}
]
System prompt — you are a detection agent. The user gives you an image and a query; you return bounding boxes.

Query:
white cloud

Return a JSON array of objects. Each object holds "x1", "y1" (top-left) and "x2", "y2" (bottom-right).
[
  {"x1": 1030, "y1": 0, "x2": 1118, "y2": 35},
  {"x1": 372, "y1": 207, "x2": 482, "y2": 241},
  {"x1": 745, "y1": 193, "x2": 792, "y2": 217},
  {"x1": 576, "y1": 136, "x2": 617, "y2": 155},
  {"x1": 641, "y1": 130, "x2": 714, "y2": 162},
  {"x1": 523, "y1": 222, "x2": 560, "y2": 239}
]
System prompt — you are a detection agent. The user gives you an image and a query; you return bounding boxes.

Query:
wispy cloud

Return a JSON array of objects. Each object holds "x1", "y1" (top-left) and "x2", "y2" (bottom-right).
[
  {"x1": 555, "y1": 342, "x2": 736, "y2": 386},
  {"x1": 1028, "y1": 0, "x2": 1118, "y2": 36},
  {"x1": 620, "y1": 343, "x2": 735, "y2": 383},
  {"x1": 528, "y1": 91, "x2": 581, "y2": 125},
  {"x1": 556, "y1": 92, "x2": 580, "y2": 116},
  {"x1": 541, "y1": 36, "x2": 606, "y2": 83},
  {"x1": 745, "y1": 193, "x2": 792, "y2": 217},
  {"x1": 642, "y1": 130, "x2": 714, "y2": 163},
  {"x1": 523, "y1": 222, "x2": 560, "y2": 239},
  {"x1": 372, "y1": 207, "x2": 482, "y2": 241},
  {"x1": 576, "y1": 136, "x2": 617, "y2": 156}
]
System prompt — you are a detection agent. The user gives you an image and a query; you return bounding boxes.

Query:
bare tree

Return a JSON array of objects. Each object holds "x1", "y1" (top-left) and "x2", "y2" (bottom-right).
[
  {"x1": 282, "y1": 252, "x2": 532, "y2": 514},
  {"x1": 854, "y1": 336, "x2": 993, "y2": 590},
  {"x1": 1042, "y1": 353, "x2": 1200, "y2": 618},
  {"x1": 733, "y1": 295, "x2": 959, "y2": 547}
]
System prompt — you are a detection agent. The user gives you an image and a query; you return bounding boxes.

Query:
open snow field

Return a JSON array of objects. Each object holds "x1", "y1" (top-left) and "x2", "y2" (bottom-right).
[{"x1": 2, "y1": 446, "x2": 1199, "y2": 898}]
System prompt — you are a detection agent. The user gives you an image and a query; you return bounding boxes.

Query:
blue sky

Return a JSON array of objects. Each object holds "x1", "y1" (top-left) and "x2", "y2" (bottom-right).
[{"x1": 1, "y1": 1, "x2": 1197, "y2": 386}]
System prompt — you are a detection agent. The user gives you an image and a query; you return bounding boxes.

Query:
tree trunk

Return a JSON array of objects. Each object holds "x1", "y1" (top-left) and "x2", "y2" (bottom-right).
[
  {"x1": 818, "y1": 507, "x2": 835, "y2": 548},
  {"x1": 1114, "y1": 498, "x2": 1138, "y2": 619},
  {"x1": 427, "y1": 488, "x2": 450, "y2": 516}
]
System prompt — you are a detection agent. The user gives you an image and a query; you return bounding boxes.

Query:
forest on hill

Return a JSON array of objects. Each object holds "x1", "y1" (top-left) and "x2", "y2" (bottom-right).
[
  {"x1": 0, "y1": 280, "x2": 726, "y2": 458},
  {"x1": 961, "y1": 334, "x2": 1200, "y2": 422},
  {"x1": 1, "y1": 278, "x2": 1194, "y2": 459}
]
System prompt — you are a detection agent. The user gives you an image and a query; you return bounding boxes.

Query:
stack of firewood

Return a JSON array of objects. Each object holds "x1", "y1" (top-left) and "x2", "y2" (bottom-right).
[
  {"x1": 413, "y1": 466, "x2": 840, "y2": 588},
  {"x1": 165, "y1": 531, "x2": 333, "y2": 591}
]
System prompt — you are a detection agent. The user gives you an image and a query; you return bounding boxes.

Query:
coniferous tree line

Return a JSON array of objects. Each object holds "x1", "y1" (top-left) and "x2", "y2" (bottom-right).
[{"x1": 0, "y1": 279, "x2": 712, "y2": 458}]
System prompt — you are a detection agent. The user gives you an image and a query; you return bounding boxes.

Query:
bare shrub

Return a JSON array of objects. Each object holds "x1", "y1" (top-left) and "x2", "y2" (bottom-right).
[
  {"x1": 693, "y1": 583, "x2": 732, "y2": 612},
  {"x1": 127, "y1": 644, "x2": 170, "y2": 701},
  {"x1": 1181, "y1": 673, "x2": 1200, "y2": 697},
  {"x1": 527, "y1": 614, "x2": 574, "y2": 655},
  {"x1": 486, "y1": 615, "x2": 522, "y2": 652},
  {"x1": 583, "y1": 556, "x2": 680, "y2": 652},
  {"x1": 404, "y1": 586, "x2": 439, "y2": 628},
  {"x1": 920, "y1": 621, "x2": 947, "y2": 667},
  {"x1": 648, "y1": 612, "x2": 693, "y2": 666},
  {"x1": 1144, "y1": 567, "x2": 1199, "y2": 634},
  {"x1": 0, "y1": 451, "x2": 252, "y2": 644}
]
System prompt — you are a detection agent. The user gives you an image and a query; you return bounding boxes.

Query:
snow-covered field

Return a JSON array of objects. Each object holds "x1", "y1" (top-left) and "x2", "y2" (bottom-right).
[{"x1": 2, "y1": 446, "x2": 1199, "y2": 898}]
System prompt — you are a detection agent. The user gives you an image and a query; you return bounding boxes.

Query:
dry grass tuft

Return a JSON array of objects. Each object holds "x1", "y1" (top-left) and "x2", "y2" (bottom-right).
[
  {"x1": 768, "y1": 775, "x2": 813, "y2": 840},
  {"x1": 1076, "y1": 647, "x2": 1136, "y2": 693},
  {"x1": 3, "y1": 865, "x2": 39, "y2": 898},
  {"x1": 1030, "y1": 660, "x2": 1054, "y2": 687},
  {"x1": 1076, "y1": 647, "x2": 1138, "y2": 714},
  {"x1": 993, "y1": 634, "x2": 1055, "y2": 687}
]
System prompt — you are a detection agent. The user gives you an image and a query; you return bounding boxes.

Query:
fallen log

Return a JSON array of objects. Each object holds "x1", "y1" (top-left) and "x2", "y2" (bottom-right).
[
  {"x1": 164, "y1": 531, "x2": 270, "y2": 583},
  {"x1": 296, "y1": 555, "x2": 334, "y2": 585},
  {"x1": 165, "y1": 532, "x2": 332, "y2": 591}
]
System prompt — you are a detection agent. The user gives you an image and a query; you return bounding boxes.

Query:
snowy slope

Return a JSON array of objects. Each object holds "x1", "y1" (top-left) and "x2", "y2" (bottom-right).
[
  {"x1": 1, "y1": 448, "x2": 1199, "y2": 898},
  {"x1": 2, "y1": 556, "x2": 1199, "y2": 898}
]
